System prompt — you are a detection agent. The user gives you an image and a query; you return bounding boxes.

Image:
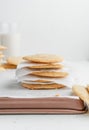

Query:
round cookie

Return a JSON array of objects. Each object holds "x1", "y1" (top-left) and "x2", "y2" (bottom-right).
[
  {"x1": 30, "y1": 71, "x2": 68, "y2": 78},
  {"x1": 22, "y1": 83, "x2": 66, "y2": 90},
  {"x1": 0, "y1": 52, "x2": 3, "y2": 55},
  {"x1": 23, "y1": 54, "x2": 63, "y2": 63},
  {"x1": 0, "y1": 54, "x2": 4, "y2": 59},
  {"x1": 32, "y1": 79, "x2": 52, "y2": 83},
  {"x1": 86, "y1": 85, "x2": 89, "y2": 93},
  {"x1": 7, "y1": 56, "x2": 23, "y2": 66},
  {"x1": 0, "y1": 66, "x2": 5, "y2": 71},
  {"x1": 2, "y1": 63, "x2": 17, "y2": 69},
  {"x1": 0, "y1": 45, "x2": 7, "y2": 50},
  {"x1": 72, "y1": 85, "x2": 89, "y2": 105},
  {"x1": 27, "y1": 64, "x2": 63, "y2": 69}
]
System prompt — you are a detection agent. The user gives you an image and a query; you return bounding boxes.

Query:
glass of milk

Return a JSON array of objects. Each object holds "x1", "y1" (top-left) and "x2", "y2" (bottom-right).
[{"x1": 1, "y1": 22, "x2": 21, "y2": 57}]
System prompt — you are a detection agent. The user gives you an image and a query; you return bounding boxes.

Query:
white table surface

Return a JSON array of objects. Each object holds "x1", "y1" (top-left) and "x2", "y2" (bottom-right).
[{"x1": 0, "y1": 61, "x2": 89, "y2": 130}]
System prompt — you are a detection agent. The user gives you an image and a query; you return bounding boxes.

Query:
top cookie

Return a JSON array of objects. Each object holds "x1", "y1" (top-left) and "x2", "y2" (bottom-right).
[
  {"x1": 23, "y1": 54, "x2": 63, "y2": 63},
  {"x1": 0, "y1": 45, "x2": 7, "y2": 50}
]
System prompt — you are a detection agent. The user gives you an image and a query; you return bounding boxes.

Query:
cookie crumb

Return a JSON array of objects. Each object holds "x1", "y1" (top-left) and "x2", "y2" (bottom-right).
[{"x1": 55, "y1": 94, "x2": 60, "y2": 97}]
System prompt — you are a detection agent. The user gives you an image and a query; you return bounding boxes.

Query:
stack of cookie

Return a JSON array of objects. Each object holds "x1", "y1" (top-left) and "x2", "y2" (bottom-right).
[
  {"x1": 18, "y1": 54, "x2": 69, "y2": 90},
  {"x1": 0, "y1": 45, "x2": 7, "y2": 71}
]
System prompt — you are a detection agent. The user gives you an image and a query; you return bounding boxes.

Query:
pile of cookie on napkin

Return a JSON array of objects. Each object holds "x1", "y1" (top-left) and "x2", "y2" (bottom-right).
[{"x1": 16, "y1": 54, "x2": 72, "y2": 90}]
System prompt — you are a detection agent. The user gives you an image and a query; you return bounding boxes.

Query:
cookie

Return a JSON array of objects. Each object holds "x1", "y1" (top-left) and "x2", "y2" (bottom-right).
[
  {"x1": 21, "y1": 83, "x2": 66, "y2": 90},
  {"x1": 0, "y1": 66, "x2": 5, "y2": 71},
  {"x1": 0, "y1": 54, "x2": 4, "y2": 59},
  {"x1": 72, "y1": 85, "x2": 89, "y2": 105},
  {"x1": 23, "y1": 54, "x2": 63, "y2": 63},
  {"x1": 2, "y1": 63, "x2": 17, "y2": 69},
  {"x1": 27, "y1": 64, "x2": 63, "y2": 69},
  {"x1": 30, "y1": 71, "x2": 68, "y2": 78},
  {"x1": 7, "y1": 56, "x2": 23, "y2": 65},
  {"x1": 0, "y1": 52, "x2": 3, "y2": 55},
  {"x1": 86, "y1": 85, "x2": 89, "y2": 93},
  {"x1": 55, "y1": 94, "x2": 60, "y2": 97},
  {"x1": 0, "y1": 45, "x2": 7, "y2": 50}
]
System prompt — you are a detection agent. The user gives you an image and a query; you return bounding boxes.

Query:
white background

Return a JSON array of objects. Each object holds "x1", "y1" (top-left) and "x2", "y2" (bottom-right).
[{"x1": 0, "y1": 0, "x2": 89, "y2": 60}]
